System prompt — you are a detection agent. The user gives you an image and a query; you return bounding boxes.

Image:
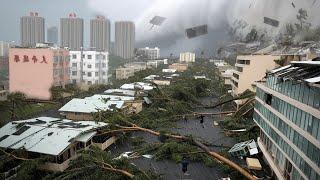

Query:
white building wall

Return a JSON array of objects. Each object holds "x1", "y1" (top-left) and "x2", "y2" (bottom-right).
[{"x1": 70, "y1": 51, "x2": 108, "y2": 85}]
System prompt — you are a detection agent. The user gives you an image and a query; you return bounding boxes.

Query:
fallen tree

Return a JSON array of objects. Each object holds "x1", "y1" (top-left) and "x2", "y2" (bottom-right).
[{"x1": 97, "y1": 120, "x2": 257, "y2": 180}]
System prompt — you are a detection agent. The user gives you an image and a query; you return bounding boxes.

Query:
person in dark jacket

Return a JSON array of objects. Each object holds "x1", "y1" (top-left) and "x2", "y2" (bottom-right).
[
  {"x1": 181, "y1": 156, "x2": 190, "y2": 175},
  {"x1": 199, "y1": 114, "x2": 205, "y2": 128}
]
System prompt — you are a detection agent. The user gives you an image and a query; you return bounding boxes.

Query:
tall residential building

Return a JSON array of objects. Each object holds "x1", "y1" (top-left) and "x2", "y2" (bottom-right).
[
  {"x1": 9, "y1": 48, "x2": 70, "y2": 100},
  {"x1": 69, "y1": 51, "x2": 109, "y2": 85},
  {"x1": 137, "y1": 47, "x2": 160, "y2": 60},
  {"x1": 60, "y1": 13, "x2": 84, "y2": 50},
  {"x1": 0, "y1": 41, "x2": 10, "y2": 57},
  {"x1": 115, "y1": 21, "x2": 135, "y2": 59},
  {"x1": 253, "y1": 60, "x2": 320, "y2": 180},
  {"x1": 179, "y1": 52, "x2": 195, "y2": 63},
  {"x1": 20, "y1": 12, "x2": 45, "y2": 47},
  {"x1": 47, "y1": 26, "x2": 58, "y2": 44},
  {"x1": 90, "y1": 16, "x2": 111, "y2": 52}
]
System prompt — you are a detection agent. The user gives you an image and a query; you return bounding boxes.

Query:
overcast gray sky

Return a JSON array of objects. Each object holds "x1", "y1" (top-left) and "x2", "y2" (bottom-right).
[{"x1": 1, "y1": 0, "x2": 319, "y2": 56}]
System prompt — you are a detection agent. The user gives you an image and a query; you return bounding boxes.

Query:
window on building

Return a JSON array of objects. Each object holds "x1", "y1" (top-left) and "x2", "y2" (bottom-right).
[
  {"x1": 237, "y1": 59, "x2": 250, "y2": 65},
  {"x1": 264, "y1": 93, "x2": 273, "y2": 105},
  {"x1": 233, "y1": 73, "x2": 239, "y2": 79},
  {"x1": 53, "y1": 56, "x2": 59, "y2": 64},
  {"x1": 236, "y1": 67, "x2": 243, "y2": 72},
  {"x1": 88, "y1": 55, "x2": 92, "y2": 59},
  {"x1": 102, "y1": 71, "x2": 106, "y2": 75},
  {"x1": 95, "y1": 72, "x2": 99, "y2": 76},
  {"x1": 72, "y1": 71, "x2": 77, "y2": 76},
  {"x1": 95, "y1": 80, "x2": 99, "y2": 84},
  {"x1": 88, "y1": 72, "x2": 92, "y2": 77},
  {"x1": 95, "y1": 63, "x2": 100, "y2": 68},
  {"x1": 87, "y1": 81, "x2": 92, "y2": 85},
  {"x1": 88, "y1": 64, "x2": 92, "y2": 68},
  {"x1": 72, "y1": 54, "x2": 77, "y2": 59},
  {"x1": 102, "y1": 63, "x2": 106, "y2": 68},
  {"x1": 72, "y1": 63, "x2": 77, "y2": 67},
  {"x1": 72, "y1": 79, "x2": 77, "y2": 84}
]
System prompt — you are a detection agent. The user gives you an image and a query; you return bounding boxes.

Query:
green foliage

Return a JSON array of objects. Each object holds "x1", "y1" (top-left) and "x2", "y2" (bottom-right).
[
  {"x1": 48, "y1": 147, "x2": 160, "y2": 180},
  {"x1": 135, "y1": 141, "x2": 219, "y2": 168}
]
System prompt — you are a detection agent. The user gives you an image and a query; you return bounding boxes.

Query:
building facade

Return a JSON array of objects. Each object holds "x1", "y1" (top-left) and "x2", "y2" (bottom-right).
[
  {"x1": 0, "y1": 41, "x2": 10, "y2": 57},
  {"x1": 137, "y1": 47, "x2": 160, "y2": 60},
  {"x1": 116, "y1": 67, "x2": 135, "y2": 80},
  {"x1": 9, "y1": 48, "x2": 70, "y2": 99},
  {"x1": 69, "y1": 51, "x2": 109, "y2": 85},
  {"x1": 253, "y1": 61, "x2": 320, "y2": 180},
  {"x1": 20, "y1": 12, "x2": 45, "y2": 47},
  {"x1": 231, "y1": 55, "x2": 280, "y2": 97},
  {"x1": 115, "y1": 21, "x2": 135, "y2": 59},
  {"x1": 90, "y1": 16, "x2": 111, "y2": 52},
  {"x1": 60, "y1": 13, "x2": 84, "y2": 50},
  {"x1": 168, "y1": 63, "x2": 188, "y2": 72},
  {"x1": 47, "y1": 26, "x2": 58, "y2": 44},
  {"x1": 180, "y1": 52, "x2": 195, "y2": 63}
]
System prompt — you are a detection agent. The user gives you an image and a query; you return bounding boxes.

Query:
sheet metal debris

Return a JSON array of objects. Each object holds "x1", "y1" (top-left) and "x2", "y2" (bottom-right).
[
  {"x1": 150, "y1": 16, "x2": 166, "y2": 26},
  {"x1": 185, "y1": 25, "x2": 208, "y2": 39},
  {"x1": 263, "y1": 17, "x2": 280, "y2": 27}
]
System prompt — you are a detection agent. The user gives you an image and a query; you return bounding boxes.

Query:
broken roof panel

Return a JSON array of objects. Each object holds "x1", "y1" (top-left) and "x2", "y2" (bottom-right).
[
  {"x1": 0, "y1": 117, "x2": 107, "y2": 156},
  {"x1": 264, "y1": 17, "x2": 279, "y2": 27},
  {"x1": 59, "y1": 98, "x2": 124, "y2": 113},
  {"x1": 185, "y1": 25, "x2": 208, "y2": 39},
  {"x1": 268, "y1": 60, "x2": 320, "y2": 84},
  {"x1": 149, "y1": 16, "x2": 166, "y2": 26}
]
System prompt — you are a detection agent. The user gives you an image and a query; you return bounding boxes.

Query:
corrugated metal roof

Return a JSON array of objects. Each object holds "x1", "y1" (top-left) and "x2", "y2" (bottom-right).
[
  {"x1": 85, "y1": 94, "x2": 135, "y2": 101},
  {"x1": 104, "y1": 89, "x2": 136, "y2": 96},
  {"x1": 0, "y1": 117, "x2": 107, "y2": 156},
  {"x1": 59, "y1": 98, "x2": 124, "y2": 113},
  {"x1": 120, "y1": 82, "x2": 154, "y2": 91}
]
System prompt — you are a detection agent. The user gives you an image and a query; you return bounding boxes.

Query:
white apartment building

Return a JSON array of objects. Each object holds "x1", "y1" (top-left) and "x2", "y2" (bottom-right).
[
  {"x1": 137, "y1": 47, "x2": 160, "y2": 60},
  {"x1": 70, "y1": 51, "x2": 109, "y2": 85},
  {"x1": 180, "y1": 52, "x2": 195, "y2": 63}
]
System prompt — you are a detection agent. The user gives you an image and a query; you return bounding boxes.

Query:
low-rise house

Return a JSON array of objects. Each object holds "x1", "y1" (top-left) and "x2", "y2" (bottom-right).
[
  {"x1": 59, "y1": 98, "x2": 124, "y2": 121},
  {"x1": 116, "y1": 67, "x2": 135, "y2": 80},
  {"x1": 146, "y1": 59, "x2": 167, "y2": 68},
  {"x1": 162, "y1": 69, "x2": 177, "y2": 73},
  {"x1": 0, "y1": 117, "x2": 115, "y2": 172},
  {"x1": 120, "y1": 82, "x2": 154, "y2": 91},
  {"x1": 168, "y1": 63, "x2": 188, "y2": 72},
  {"x1": 124, "y1": 62, "x2": 147, "y2": 72},
  {"x1": 85, "y1": 94, "x2": 143, "y2": 114},
  {"x1": 104, "y1": 89, "x2": 136, "y2": 97}
]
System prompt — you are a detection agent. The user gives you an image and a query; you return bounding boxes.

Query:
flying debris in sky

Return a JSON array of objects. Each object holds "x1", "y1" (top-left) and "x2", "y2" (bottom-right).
[
  {"x1": 185, "y1": 24, "x2": 208, "y2": 39},
  {"x1": 313, "y1": 0, "x2": 318, "y2": 5},
  {"x1": 291, "y1": 2, "x2": 296, "y2": 8},
  {"x1": 149, "y1": 16, "x2": 166, "y2": 29},
  {"x1": 263, "y1": 17, "x2": 280, "y2": 27}
]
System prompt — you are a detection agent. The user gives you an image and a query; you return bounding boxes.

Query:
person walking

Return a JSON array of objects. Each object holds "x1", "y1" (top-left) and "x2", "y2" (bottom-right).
[
  {"x1": 183, "y1": 115, "x2": 188, "y2": 123},
  {"x1": 199, "y1": 114, "x2": 205, "y2": 128},
  {"x1": 181, "y1": 156, "x2": 190, "y2": 176}
]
